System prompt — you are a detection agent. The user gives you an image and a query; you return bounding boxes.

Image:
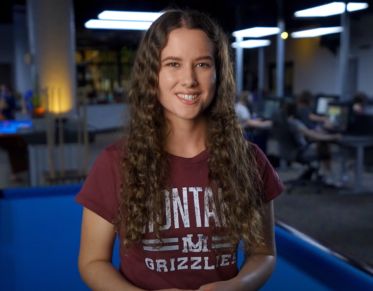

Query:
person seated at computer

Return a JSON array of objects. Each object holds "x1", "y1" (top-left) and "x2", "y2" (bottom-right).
[
  {"x1": 283, "y1": 101, "x2": 341, "y2": 186},
  {"x1": 0, "y1": 84, "x2": 17, "y2": 120},
  {"x1": 235, "y1": 91, "x2": 272, "y2": 131},
  {"x1": 235, "y1": 91, "x2": 272, "y2": 153},
  {"x1": 0, "y1": 84, "x2": 28, "y2": 184},
  {"x1": 352, "y1": 92, "x2": 368, "y2": 115},
  {"x1": 295, "y1": 91, "x2": 333, "y2": 130}
]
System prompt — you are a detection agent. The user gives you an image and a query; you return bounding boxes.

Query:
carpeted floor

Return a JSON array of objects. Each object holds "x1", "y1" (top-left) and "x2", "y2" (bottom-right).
[{"x1": 275, "y1": 172, "x2": 373, "y2": 269}]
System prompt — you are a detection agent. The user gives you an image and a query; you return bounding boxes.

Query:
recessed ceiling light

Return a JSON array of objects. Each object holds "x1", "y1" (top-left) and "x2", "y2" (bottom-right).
[
  {"x1": 291, "y1": 27, "x2": 343, "y2": 38},
  {"x1": 232, "y1": 27, "x2": 280, "y2": 38},
  {"x1": 294, "y1": 2, "x2": 369, "y2": 17},
  {"x1": 232, "y1": 39, "x2": 271, "y2": 49},
  {"x1": 98, "y1": 10, "x2": 163, "y2": 22},
  {"x1": 84, "y1": 19, "x2": 152, "y2": 30}
]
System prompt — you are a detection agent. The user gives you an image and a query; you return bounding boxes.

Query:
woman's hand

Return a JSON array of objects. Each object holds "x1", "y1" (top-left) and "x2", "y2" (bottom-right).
[{"x1": 198, "y1": 279, "x2": 241, "y2": 291}]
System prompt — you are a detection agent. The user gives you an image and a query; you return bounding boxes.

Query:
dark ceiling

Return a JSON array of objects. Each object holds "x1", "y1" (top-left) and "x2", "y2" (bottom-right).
[
  {"x1": 73, "y1": 0, "x2": 373, "y2": 49},
  {"x1": 2, "y1": 0, "x2": 373, "y2": 49}
]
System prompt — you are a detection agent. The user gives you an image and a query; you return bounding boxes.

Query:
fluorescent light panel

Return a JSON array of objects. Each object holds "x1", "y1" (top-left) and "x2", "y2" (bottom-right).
[
  {"x1": 295, "y1": 2, "x2": 369, "y2": 17},
  {"x1": 232, "y1": 27, "x2": 280, "y2": 38},
  {"x1": 98, "y1": 10, "x2": 163, "y2": 21},
  {"x1": 347, "y1": 2, "x2": 370, "y2": 12},
  {"x1": 85, "y1": 19, "x2": 152, "y2": 30},
  {"x1": 291, "y1": 27, "x2": 343, "y2": 38},
  {"x1": 232, "y1": 39, "x2": 271, "y2": 49}
]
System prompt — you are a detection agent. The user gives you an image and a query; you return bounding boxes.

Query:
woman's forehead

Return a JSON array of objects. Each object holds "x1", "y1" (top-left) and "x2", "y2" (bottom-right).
[{"x1": 161, "y1": 28, "x2": 214, "y2": 59}]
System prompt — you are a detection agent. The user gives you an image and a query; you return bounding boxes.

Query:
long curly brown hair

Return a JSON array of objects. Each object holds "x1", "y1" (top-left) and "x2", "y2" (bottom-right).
[{"x1": 119, "y1": 9, "x2": 264, "y2": 253}]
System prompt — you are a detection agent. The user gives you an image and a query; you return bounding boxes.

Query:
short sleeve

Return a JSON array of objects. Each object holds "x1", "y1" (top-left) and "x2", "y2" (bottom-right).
[
  {"x1": 253, "y1": 144, "x2": 284, "y2": 202},
  {"x1": 75, "y1": 144, "x2": 122, "y2": 223}
]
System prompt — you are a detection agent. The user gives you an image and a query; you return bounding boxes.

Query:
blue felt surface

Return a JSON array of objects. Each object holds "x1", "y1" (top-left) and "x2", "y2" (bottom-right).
[
  {"x1": 0, "y1": 120, "x2": 33, "y2": 134},
  {"x1": 1, "y1": 185, "x2": 372, "y2": 290},
  {"x1": 0, "y1": 195, "x2": 87, "y2": 290}
]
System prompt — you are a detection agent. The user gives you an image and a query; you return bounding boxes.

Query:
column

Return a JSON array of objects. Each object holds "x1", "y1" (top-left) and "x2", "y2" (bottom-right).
[
  {"x1": 13, "y1": 5, "x2": 32, "y2": 96},
  {"x1": 27, "y1": 0, "x2": 76, "y2": 115},
  {"x1": 276, "y1": 19, "x2": 285, "y2": 98},
  {"x1": 257, "y1": 47, "x2": 265, "y2": 101},
  {"x1": 235, "y1": 36, "x2": 244, "y2": 94},
  {"x1": 338, "y1": 8, "x2": 350, "y2": 101}
]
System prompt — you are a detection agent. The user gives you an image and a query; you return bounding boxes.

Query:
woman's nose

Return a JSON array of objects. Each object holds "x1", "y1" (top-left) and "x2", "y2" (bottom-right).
[{"x1": 181, "y1": 66, "x2": 197, "y2": 87}]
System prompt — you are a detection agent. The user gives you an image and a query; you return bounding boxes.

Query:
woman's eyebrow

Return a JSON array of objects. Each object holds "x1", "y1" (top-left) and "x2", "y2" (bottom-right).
[
  {"x1": 161, "y1": 56, "x2": 181, "y2": 63},
  {"x1": 161, "y1": 55, "x2": 214, "y2": 63},
  {"x1": 195, "y1": 56, "x2": 214, "y2": 62}
]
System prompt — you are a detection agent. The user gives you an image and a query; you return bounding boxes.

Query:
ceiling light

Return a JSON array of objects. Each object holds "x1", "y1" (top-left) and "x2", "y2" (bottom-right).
[
  {"x1": 281, "y1": 32, "x2": 289, "y2": 40},
  {"x1": 294, "y1": 2, "x2": 369, "y2": 17},
  {"x1": 232, "y1": 39, "x2": 271, "y2": 49},
  {"x1": 232, "y1": 27, "x2": 280, "y2": 38},
  {"x1": 85, "y1": 19, "x2": 152, "y2": 30},
  {"x1": 98, "y1": 10, "x2": 163, "y2": 22},
  {"x1": 291, "y1": 27, "x2": 343, "y2": 38},
  {"x1": 347, "y1": 2, "x2": 369, "y2": 12}
]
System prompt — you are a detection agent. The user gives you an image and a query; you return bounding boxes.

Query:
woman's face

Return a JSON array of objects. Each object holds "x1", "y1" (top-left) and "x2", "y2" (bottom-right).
[{"x1": 158, "y1": 27, "x2": 216, "y2": 123}]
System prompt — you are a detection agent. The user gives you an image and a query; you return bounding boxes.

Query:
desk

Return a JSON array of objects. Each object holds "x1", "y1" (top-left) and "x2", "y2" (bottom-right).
[
  {"x1": 1, "y1": 186, "x2": 372, "y2": 290},
  {"x1": 0, "y1": 120, "x2": 32, "y2": 175},
  {"x1": 338, "y1": 135, "x2": 373, "y2": 193},
  {"x1": 1, "y1": 119, "x2": 93, "y2": 186}
]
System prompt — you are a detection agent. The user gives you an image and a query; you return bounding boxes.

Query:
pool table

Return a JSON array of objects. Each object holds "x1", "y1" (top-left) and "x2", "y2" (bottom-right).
[
  {"x1": 1, "y1": 185, "x2": 372, "y2": 290},
  {"x1": 0, "y1": 120, "x2": 33, "y2": 135}
]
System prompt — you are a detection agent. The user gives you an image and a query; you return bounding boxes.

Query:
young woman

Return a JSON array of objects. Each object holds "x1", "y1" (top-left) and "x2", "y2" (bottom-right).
[{"x1": 76, "y1": 9, "x2": 283, "y2": 291}]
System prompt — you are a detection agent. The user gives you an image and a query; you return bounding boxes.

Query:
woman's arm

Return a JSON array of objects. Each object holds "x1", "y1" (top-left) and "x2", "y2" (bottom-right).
[
  {"x1": 78, "y1": 208, "x2": 144, "y2": 291},
  {"x1": 199, "y1": 201, "x2": 276, "y2": 291},
  {"x1": 245, "y1": 119, "x2": 273, "y2": 129},
  {"x1": 309, "y1": 113, "x2": 328, "y2": 124}
]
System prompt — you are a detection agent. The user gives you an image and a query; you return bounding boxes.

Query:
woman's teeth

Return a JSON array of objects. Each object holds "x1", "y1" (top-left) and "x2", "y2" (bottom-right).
[{"x1": 178, "y1": 94, "x2": 198, "y2": 101}]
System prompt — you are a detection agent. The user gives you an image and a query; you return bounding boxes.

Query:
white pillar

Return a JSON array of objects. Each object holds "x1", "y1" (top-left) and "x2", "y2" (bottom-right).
[
  {"x1": 338, "y1": 9, "x2": 350, "y2": 101},
  {"x1": 257, "y1": 47, "x2": 265, "y2": 100},
  {"x1": 235, "y1": 36, "x2": 244, "y2": 94},
  {"x1": 276, "y1": 19, "x2": 285, "y2": 98},
  {"x1": 13, "y1": 5, "x2": 32, "y2": 96},
  {"x1": 27, "y1": 0, "x2": 76, "y2": 115}
]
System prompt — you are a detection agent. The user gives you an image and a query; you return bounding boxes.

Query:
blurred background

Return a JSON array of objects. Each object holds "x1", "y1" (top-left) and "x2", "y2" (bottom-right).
[{"x1": 1, "y1": 0, "x2": 373, "y2": 290}]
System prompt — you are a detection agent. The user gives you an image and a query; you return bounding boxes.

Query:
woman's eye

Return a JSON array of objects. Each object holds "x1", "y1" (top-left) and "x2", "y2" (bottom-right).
[
  {"x1": 196, "y1": 63, "x2": 211, "y2": 68},
  {"x1": 166, "y1": 62, "x2": 180, "y2": 67}
]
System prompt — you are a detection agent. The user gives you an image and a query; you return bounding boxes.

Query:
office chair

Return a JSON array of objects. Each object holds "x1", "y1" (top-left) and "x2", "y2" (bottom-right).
[{"x1": 271, "y1": 112, "x2": 322, "y2": 194}]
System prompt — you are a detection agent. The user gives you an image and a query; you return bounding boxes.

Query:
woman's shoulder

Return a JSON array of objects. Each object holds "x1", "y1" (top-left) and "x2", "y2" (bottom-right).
[
  {"x1": 103, "y1": 138, "x2": 128, "y2": 157},
  {"x1": 247, "y1": 141, "x2": 262, "y2": 156},
  {"x1": 87, "y1": 138, "x2": 127, "y2": 187},
  {"x1": 246, "y1": 141, "x2": 269, "y2": 168},
  {"x1": 247, "y1": 141, "x2": 284, "y2": 200}
]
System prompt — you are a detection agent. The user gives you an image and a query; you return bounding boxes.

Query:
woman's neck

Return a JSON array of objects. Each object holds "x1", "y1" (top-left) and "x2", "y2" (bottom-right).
[{"x1": 165, "y1": 118, "x2": 208, "y2": 158}]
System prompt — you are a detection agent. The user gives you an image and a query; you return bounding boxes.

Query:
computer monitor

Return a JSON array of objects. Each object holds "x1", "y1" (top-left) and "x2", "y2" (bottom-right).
[
  {"x1": 364, "y1": 101, "x2": 373, "y2": 115},
  {"x1": 261, "y1": 97, "x2": 282, "y2": 120},
  {"x1": 326, "y1": 102, "x2": 349, "y2": 132},
  {"x1": 346, "y1": 113, "x2": 373, "y2": 136},
  {"x1": 315, "y1": 95, "x2": 339, "y2": 115}
]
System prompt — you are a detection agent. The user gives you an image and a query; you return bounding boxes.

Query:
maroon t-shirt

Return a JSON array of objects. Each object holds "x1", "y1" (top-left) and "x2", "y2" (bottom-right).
[{"x1": 76, "y1": 141, "x2": 283, "y2": 290}]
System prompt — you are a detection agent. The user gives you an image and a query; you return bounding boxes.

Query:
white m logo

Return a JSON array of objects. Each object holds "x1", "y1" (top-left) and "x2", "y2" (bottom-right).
[{"x1": 182, "y1": 234, "x2": 209, "y2": 253}]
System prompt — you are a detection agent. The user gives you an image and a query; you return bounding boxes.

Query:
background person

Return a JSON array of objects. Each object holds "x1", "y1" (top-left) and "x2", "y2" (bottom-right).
[
  {"x1": 295, "y1": 91, "x2": 330, "y2": 130},
  {"x1": 235, "y1": 91, "x2": 272, "y2": 131},
  {"x1": 0, "y1": 84, "x2": 17, "y2": 120},
  {"x1": 235, "y1": 91, "x2": 272, "y2": 153},
  {"x1": 351, "y1": 92, "x2": 368, "y2": 115},
  {"x1": 0, "y1": 84, "x2": 28, "y2": 183},
  {"x1": 284, "y1": 101, "x2": 341, "y2": 186}
]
